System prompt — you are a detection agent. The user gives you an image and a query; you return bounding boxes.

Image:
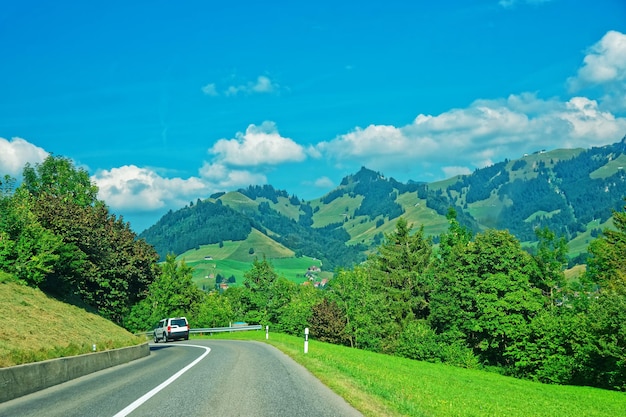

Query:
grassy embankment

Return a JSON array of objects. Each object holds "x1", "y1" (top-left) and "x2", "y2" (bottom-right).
[
  {"x1": 203, "y1": 330, "x2": 626, "y2": 417},
  {"x1": 0, "y1": 280, "x2": 145, "y2": 368}
]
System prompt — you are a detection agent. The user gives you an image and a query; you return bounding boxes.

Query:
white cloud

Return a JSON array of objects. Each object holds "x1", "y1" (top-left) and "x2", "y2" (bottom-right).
[
  {"x1": 0, "y1": 137, "x2": 48, "y2": 176},
  {"x1": 201, "y1": 83, "x2": 218, "y2": 96},
  {"x1": 224, "y1": 75, "x2": 279, "y2": 96},
  {"x1": 570, "y1": 31, "x2": 626, "y2": 87},
  {"x1": 209, "y1": 121, "x2": 307, "y2": 167},
  {"x1": 198, "y1": 162, "x2": 267, "y2": 188},
  {"x1": 568, "y1": 30, "x2": 626, "y2": 111},
  {"x1": 499, "y1": 0, "x2": 553, "y2": 8},
  {"x1": 201, "y1": 75, "x2": 280, "y2": 97},
  {"x1": 93, "y1": 165, "x2": 209, "y2": 212},
  {"x1": 315, "y1": 92, "x2": 626, "y2": 180},
  {"x1": 313, "y1": 176, "x2": 334, "y2": 188}
]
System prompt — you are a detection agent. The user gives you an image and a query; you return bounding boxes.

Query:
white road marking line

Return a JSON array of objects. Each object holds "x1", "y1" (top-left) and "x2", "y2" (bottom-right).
[{"x1": 113, "y1": 344, "x2": 211, "y2": 417}]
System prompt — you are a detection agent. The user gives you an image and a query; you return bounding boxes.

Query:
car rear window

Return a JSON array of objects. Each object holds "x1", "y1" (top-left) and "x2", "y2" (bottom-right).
[{"x1": 171, "y1": 319, "x2": 187, "y2": 327}]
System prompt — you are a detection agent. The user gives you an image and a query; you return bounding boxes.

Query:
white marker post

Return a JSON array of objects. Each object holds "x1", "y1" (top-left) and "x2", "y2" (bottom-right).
[
  {"x1": 304, "y1": 327, "x2": 309, "y2": 354},
  {"x1": 266, "y1": 325, "x2": 269, "y2": 340}
]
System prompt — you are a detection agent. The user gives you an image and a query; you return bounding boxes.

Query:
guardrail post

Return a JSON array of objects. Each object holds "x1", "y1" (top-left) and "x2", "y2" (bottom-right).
[
  {"x1": 265, "y1": 325, "x2": 269, "y2": 340},
  {"x1": 304, "y1": 327, "x2": 309, "y2": 354}
]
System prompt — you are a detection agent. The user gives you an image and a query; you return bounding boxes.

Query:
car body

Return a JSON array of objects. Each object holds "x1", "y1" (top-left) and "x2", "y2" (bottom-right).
[{"x1": 154, "y1": 317, "x2": 189, "y2": 342}]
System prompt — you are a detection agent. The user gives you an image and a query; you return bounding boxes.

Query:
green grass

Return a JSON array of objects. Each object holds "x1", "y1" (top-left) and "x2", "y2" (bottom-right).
[
  {"x1": 590, "y1": 154, "x2": 626, "y2": 179},
  {"x1": 178, "y1": 227, "x2": 315, "y2": 288},
  {"x1": 311, "y1": 194, "x2": 364, "y2": 228},
  {"x1": 0, "y1": 281, "x2": 145, "y2": 367},
  {"x1": 188, "y1": 256, "x2": 325, "y2": 288},
  {"x1": 201, "y1": 331, "x2": 626, "y2": 417}
]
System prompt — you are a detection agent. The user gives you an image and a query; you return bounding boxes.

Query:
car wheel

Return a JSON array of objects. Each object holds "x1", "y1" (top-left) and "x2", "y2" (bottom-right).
[{"x1": 154, "y1": 333, "x2": 158, "y2": 343}]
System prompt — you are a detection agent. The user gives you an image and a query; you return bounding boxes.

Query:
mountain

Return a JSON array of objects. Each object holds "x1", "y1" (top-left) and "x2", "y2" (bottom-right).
[{"x1": 139, "y1": 137, "x2": 626, "y2": 269}]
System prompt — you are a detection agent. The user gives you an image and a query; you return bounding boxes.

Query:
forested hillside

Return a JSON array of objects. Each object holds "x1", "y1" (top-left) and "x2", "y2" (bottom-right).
[{"x1": 140, "y1": 137, "x2": 626, "y2": 269}]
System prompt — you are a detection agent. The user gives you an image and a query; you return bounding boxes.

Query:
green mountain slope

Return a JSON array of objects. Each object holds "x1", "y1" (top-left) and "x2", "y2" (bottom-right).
[{"x1": 140, "y1": 137, "x2": 626, "y2": 270}]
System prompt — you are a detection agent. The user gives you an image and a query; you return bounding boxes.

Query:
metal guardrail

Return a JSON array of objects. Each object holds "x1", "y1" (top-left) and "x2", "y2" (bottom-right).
[
  {"x1": 137, "y1": 324, "x2": 263, "y2": 337},
  {"x1": 190, "y1": 325, "x2": 262, "y2": 334}
]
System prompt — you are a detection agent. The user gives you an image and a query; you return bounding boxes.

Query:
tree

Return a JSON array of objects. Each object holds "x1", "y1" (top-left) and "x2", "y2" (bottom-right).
[
  {"x1": 326, "y1": 266, "x2": 388, "y2": 352},
  {"x1": 532, "y1": 227, "x2": 568, "y2": 305},
  {"x1": 125, "y1": 254, "x2": 203, "y2": 331},
  {"x1": 276, "y1": 284, "x2": 320, "y2": 335},
  {"x1": 430, "y1": 229, "x2": 545, "y2": 366},
  {"x1": 239, "y1": 256, "x2": 296, "y2": 327},
  {"x1": 0, "y1": 187, "x2": 63, "y2": 285},
  {"x1": 14, "y1": 155, "x2": 160, "y2": 324},
  {"x1": 368, "y1": 217, "x2": 433, "y2": 322},
  {"x1": 194, "y1": 292, "x2": 234, "y2": 328},
  {"x1": 309, "y1": 297, "x2": 349, "y2": 345},
  {"x1": 586, "y1": 201, "x2": 626, "y2": 293},
  {"x1": 22, "y1": 155, "x2": 98, "y2": 208}
]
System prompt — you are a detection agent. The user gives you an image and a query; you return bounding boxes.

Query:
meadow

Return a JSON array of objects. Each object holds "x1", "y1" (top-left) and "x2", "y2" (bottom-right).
[{"x1": 205, "y1": 330, "x2": 626, "y2": 417}]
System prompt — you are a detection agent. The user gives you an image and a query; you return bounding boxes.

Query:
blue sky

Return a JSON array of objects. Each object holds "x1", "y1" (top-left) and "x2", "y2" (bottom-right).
[{"x1": 1, "y1": 0, "x2": 626, "y2": 232}]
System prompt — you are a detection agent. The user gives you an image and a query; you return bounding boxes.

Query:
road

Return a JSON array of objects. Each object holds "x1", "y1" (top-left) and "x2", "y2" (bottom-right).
[{"x1": 0, "y1": 340, "x2": 362, "y2": 417}]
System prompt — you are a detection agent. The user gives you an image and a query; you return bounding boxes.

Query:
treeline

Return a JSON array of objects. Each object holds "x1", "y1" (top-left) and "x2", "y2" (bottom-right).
[
  {"x1": 139, "y1": 199, "x2": 252, "y2": 260},
  {"x1": 250, "y1": 201, "x2": 366, "y2": 271},
  {"x1": 143, "y1": 184, "x2": 366, "y2": 270},
  {"x1": 323, "y1": 167, "x2": 418, "y2": 220},
  {"x1": 0, "y1": 156, "x2": 160, "y2": 324},
  {"x1": 442, "y1": 137, "x2": 626, "y2": 245},
  {"x1": 130, "y1": 208, "x2": 626, "y2": 391},
  {"x1": 553, "y1": 140, "x2": 626, "y2": 224}
]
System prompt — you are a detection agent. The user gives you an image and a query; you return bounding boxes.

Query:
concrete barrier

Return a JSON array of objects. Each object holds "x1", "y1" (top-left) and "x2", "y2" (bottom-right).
[{"x1": 0, "y1": 343, "x2": 150, "y2": 403}]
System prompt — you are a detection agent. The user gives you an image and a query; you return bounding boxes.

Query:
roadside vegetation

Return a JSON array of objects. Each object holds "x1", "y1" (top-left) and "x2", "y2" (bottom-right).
[
  {"x1": 203, "y1": 331, "x2": 626, "y2": 417},
  {"x1": 0, "y1": 280, "x2": 144, "y2": 367}
]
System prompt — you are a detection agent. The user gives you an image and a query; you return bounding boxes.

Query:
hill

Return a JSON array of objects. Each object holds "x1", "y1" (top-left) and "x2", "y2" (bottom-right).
[
  {"x1": 0, "y1": 280, "x2": 144, "y2": 367},
  {"x1": 139, "y1": 137, "x2": 626, "y2": 272}
]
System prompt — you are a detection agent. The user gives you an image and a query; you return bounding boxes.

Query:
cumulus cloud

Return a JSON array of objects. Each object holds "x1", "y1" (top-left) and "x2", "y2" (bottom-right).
[
  {"x1": 0, "y1": 137, "x2": 48, "y2": 176},
  {"x1": 201, "y1": 83, "x2": 218, "y2": 96},
  {"x1": 499, "y1": 0, "x2": 553, "y2": 8},
  {"x1": 198, "y1": 162, "x2": 267, "y2": 188},
  {"x1": 93, "y1": 165, "x2": 209, "y2": 212},
  {"x1": 568, "y1": 30, "x2": 626, "y2": 111},
  {"x1": 315, "y1": 92, "x2": 626, "y2": 179},
  {"x1": 313, "y1": 176, "x2": 334, "y2": 188},
  {"x1": 209, "y1": 121, "x2": 307, "y2": 167},
  {"x1": 203, "y1": 75, "x2": 280, "y2": 97}
]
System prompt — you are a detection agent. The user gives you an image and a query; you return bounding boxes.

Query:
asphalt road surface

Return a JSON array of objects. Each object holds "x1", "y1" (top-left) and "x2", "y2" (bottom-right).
[{"x1": 0, "y1": 339, "x2": 363, "y2": 417}]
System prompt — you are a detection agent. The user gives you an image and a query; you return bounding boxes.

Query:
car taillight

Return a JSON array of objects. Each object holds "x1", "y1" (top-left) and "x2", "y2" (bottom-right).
[{"x1": 167, "y1": 325, "x2": 171, "y2": 332}]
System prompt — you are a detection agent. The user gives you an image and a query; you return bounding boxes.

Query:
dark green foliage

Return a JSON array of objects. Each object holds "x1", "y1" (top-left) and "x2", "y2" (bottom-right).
[
  {"x1": 139, "y1": 199, "x2": 252, "y2": 260},
  {"x1": 320, "y1": 188, "x2": 346, "y2": 204},
  {"x1": 554, "y1": 140, "x2": 626, "y2": 224},
  {"x1": 452, "y1": 161, "x2": 509, "y2": 204},
  {"x1": 125, "y1": 254, "x2": 205, "y2": 331},
  {"x1": 497, "y1": 174, "x2": 575, "y2": 241},
  {"x1": 245, "y1": 203, "x2": 366, "y2": 271},
  {"x1": 368, "y1": 218, "x2": 432, "y2": 322},
  {"x1": 309, "y1": 298, "x2": 349, "y2": 345},
  {"x1": 0, "y1": 156, "x2": 159, "y2": 325},
  {"x1": 238, "y1": 184, "x2": 289, "y2": 203},
  {"x1": 430, "y1": 229, "x2": 545, "y2": 366},
  {"x1": 349, "y1": 168, "x2": 404, "y2": 220},
  {"x1": 511, "y1": 159, "x2": 527, "y2": 171}
]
